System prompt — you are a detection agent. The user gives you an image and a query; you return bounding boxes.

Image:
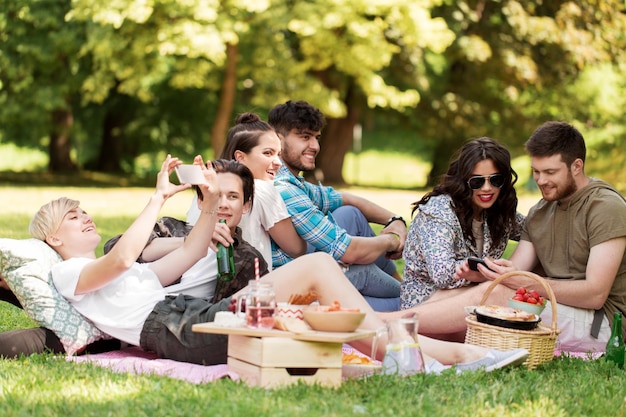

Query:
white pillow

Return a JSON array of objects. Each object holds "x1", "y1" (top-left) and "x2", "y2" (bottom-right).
[{"x1": 0, "y1": 238, "x2": 106, "y2": 355}]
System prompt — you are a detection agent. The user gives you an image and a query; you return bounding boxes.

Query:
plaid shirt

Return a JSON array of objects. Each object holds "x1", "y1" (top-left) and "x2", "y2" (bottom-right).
[{"x1": 272, "y1": 164, "x2": 352, "y2": 267}]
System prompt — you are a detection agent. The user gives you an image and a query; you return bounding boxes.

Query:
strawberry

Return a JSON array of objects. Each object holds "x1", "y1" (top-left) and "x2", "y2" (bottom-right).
[{"x1": 515, "y1": 287, "x2": 527, "y2": 295}]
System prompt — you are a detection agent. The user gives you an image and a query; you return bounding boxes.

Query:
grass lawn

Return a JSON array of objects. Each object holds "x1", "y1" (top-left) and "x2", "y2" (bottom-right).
[{"x1": 1, "y1": 183, "x2": 624, "y2": 416}]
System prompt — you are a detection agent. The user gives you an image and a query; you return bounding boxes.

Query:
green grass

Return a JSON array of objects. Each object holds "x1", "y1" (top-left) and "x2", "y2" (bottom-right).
[
  {"x1": 343, "y1": 150, "x2": 430, "y2": 189},
  {"x1": 1, "y1": 348, "x2": 625, "y2": 416},
  {"x1": 1, "y1": 183, "x2": 625, "y2": 416}
]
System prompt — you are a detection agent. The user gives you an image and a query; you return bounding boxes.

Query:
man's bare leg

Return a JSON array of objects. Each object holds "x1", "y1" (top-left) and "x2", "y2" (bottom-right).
[{"x1": 260, "y1": 253, "x2": 503, "y2": 365}]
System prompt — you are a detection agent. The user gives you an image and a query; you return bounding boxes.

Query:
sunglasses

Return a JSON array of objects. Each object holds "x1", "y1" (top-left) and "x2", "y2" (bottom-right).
[{"x1": 467, "y1": 174, "x2": 505, "y2": 190}]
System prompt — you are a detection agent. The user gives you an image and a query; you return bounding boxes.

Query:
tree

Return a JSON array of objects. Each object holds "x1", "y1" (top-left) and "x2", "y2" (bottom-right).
[
  {"x1": 416, "y1": 0, "x2": 626, "y2": 184},
  {"x1": 239, "y1": 0, "x2": 454, "y2": 184},
  {"x1": 0, "y1": 0, "x2": 86, "y2": 171}
]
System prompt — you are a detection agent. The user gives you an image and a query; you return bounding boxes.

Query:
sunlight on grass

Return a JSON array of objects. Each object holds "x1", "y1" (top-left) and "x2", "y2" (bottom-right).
[
  {"x1": 343, "y1": 150, "x2": 429, "y2": 189},
  {"x1": 52, "y1": 378, "x2": 143, "y2": 402},
  {"x1": 0, "y1": 186, "x2": 192, "y2": 220},
  {"x1": 471, "y1": 396, "x2": 568, "y2": 417},
  {"x1": 0, "y1": 144, "x2": 47, "y2": 171}
]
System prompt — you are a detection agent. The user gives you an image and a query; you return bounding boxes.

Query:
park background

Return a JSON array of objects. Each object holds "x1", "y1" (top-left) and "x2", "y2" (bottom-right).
[
  {"x1": 1, "y1": 2, "x2": 626, "y2": 416},
  {"x1": 1, "y1": 0, "x2": 625, "y2": 193}
]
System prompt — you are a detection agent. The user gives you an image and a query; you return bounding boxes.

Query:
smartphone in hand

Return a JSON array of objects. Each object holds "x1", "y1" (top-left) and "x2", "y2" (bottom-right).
[
  {"x1": 467, "y1": 257, "x2": 494, "y2": 272},
  {"x1": 175, "y1": 164, "x2": 205, "y2": 185}
]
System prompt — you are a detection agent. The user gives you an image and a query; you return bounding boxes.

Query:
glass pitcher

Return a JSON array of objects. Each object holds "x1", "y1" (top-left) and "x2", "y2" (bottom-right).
[
  {"x1": 236, "y1": 280, "x2": 276, "y2": 329},
  {"x1": 374, "y1": 317, "x2": 425, "y2": 376}
]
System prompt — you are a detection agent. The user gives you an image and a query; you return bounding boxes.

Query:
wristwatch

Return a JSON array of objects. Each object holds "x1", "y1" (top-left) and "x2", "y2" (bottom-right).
[{"x1": 385, "y1": 216, "x2": 406, "y2": 228}]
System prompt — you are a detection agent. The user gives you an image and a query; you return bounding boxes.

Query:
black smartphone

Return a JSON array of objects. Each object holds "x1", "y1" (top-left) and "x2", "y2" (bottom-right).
[{"x1": 467, "y1": 257, "x2": 493, "y2": 272}]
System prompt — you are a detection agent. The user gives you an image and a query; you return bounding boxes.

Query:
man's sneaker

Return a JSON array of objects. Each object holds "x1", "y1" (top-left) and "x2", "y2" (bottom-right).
[{"x1": 455, "y1": 348, "x2": 529, "y2": 373}]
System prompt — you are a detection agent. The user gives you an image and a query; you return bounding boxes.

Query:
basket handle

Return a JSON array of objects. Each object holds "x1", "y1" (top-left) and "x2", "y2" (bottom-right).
[{"x1": 478, "y1": 271, "x2": 558, "y2": 332}]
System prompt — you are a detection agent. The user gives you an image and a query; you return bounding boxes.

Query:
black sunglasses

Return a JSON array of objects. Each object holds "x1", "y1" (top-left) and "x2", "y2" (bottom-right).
[{"x1": 467, "y1": 174, "x2": 505, "y2": 190}]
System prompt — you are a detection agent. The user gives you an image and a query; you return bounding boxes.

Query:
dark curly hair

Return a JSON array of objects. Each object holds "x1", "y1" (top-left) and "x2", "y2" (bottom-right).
[
  {"x1": 412, "y1": 137, "x2": 519, "y2": 247},
  {"x1": 268, "y1": 100, "x2": 326, "y2": 137}
]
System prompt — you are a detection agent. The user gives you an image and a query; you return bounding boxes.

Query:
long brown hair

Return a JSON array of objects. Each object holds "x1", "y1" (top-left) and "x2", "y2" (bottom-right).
[{"x1": 412, "y1": 137, "x2": 519, "y2": 247}]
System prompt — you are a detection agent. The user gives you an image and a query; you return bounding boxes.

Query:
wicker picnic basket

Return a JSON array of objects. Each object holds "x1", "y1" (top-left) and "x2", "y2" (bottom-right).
[{"x1": 465, "y1": 271, "x2": 560, "y2": 369}]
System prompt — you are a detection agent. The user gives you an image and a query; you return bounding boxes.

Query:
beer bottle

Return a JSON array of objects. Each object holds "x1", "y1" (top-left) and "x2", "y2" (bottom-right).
[
  {"x1": 214, "y1": 220, "x2": 235, "y2": 302},
  {"x1": 605, "y1": 311, "x2": 624, "y2": 368}
]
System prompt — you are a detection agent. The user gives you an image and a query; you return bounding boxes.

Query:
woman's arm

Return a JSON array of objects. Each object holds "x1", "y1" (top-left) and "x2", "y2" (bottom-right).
[
  {"x1": 268, "y1": 218, "x2": 307, "y2": 258},
  {"x1": 75, "y1": 155, "x2": 192, "y2": 295}
]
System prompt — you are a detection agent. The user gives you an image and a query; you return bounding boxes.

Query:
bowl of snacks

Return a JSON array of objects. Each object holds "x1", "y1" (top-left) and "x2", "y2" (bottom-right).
[
  {"x1": 303, "y1": 301, "x2": 365, "y2": 332},
  {"x1": 508, "y1": 287, "x2": 547, "y2": 316}
]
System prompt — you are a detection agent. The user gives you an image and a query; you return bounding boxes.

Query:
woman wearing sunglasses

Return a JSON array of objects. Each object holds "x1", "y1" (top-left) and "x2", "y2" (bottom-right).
[{"x1": 400, "y1": 137, "x2": 525, "y2": 310}]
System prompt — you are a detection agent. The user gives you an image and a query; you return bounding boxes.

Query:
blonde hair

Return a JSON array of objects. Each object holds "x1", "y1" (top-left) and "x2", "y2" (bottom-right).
[{"x1": 29, "y1": 197, "x2": 80, "y2": 241}]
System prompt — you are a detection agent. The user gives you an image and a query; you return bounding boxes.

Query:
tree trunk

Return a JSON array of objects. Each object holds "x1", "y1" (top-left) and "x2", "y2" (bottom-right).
[
  {"x1": 96, "y1": 109, "x2": 124, "y2": 172},
  {"x1": 427, "y1": 137, "x2": 459, "y2": 187},
  {"x1": 315, "y1": 86, "x2": 362, "y2": 185},
  {"x1": 210, "y1": 42, "x2": 239, "y2": 157},
  {"x1": 48, "y1": 108, "x2": 77, "y2": 172}
]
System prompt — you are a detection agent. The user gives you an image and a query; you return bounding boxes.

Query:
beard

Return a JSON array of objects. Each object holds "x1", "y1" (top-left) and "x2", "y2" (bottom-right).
[
  {"x1": 542, "y1": 172, "x2": 577, "y2": 202},
  {"x1": 281, "y1": 146, "x2": 316, "y2": 172}
]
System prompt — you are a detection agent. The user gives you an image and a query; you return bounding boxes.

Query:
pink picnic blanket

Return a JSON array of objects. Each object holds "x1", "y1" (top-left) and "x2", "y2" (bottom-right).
[
  {"x1": 67, "y1": 346, "x2": 239, "y2": 384},
  {"x1": 67, "y1": 345, "x2": 371, "y2": 384},
  {"x1": 67, "y1": 346, "x2": 600, "y2": 384}
]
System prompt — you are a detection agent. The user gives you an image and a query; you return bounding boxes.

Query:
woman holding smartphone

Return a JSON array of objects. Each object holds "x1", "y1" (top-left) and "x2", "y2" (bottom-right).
[{"x1": 400, "y1": 137, "x2": 525, "y2": 309}]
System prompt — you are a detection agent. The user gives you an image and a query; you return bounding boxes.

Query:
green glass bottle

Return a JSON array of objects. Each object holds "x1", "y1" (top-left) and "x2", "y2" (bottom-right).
[
  {"x1": 605, "y1": 312, "x2": 624, "y2": 368},
  {"x1": 213, "y1": 219, "x2": 235, "y2": 302}
]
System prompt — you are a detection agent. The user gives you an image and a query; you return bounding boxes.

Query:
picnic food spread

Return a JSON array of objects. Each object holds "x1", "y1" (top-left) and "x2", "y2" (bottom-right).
[
  {"x1": 508, "y1": 286, "x2": 548, "y2": 315},
  {"x1": 342, "y1": 351, "x2": 375, "y2": 365},
  {"x1": 287, "y1": 291, "x2": 319, "y2": 305},
  {"x1": 220, "y1": 292, "x2": 364, "y2": 333},
  {"x1": 512, "y1": 287, "x2": 547, "y2": 307},
  {"x1": 474, "y1": 305, "x2": 541, "y2": 331},
  {"x1": 476, "y1": 305, "x2": 538, "y2": 322}
]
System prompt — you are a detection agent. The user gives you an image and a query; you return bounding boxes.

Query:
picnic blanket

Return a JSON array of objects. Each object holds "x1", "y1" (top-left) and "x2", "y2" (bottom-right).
[
  {"x1": 67, "y1": 346, "x2": 602, "y2": 384},
  {"x1": 67, "y1": 345, "x2": 374, "y2": 384},
  {"x1": 67, "y1": 346, "x2": 239, "y2": 384}
]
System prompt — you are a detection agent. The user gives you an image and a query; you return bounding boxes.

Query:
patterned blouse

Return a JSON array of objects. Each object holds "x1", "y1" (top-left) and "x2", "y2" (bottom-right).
[{"x1": 400, "y1": 194, "x2": 525, "y2": 309}]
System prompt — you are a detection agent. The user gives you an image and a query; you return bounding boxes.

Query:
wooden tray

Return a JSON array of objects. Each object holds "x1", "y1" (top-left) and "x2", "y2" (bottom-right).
[{"x1": 192, "y1": 322, "x2": 375, "y2": 343}]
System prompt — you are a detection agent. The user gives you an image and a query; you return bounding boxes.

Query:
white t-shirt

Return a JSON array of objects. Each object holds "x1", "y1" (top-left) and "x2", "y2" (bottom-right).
[
  {"x1": 166, "y1": 250, "x2": 218, "y2": 299},
  {"x1": 52, "y1": 258, "x2": 167, "y2": 346},
  {"x1": 187, "y1": 179, "x2": 290, "y2": 270},
  {"x1": 52, "y1": 253, "x2": 219, "y2": 346}
]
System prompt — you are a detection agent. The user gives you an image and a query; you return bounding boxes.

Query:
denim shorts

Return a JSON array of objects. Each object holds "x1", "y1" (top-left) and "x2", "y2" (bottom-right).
[{"x1": 140, "y1": 294, "x2": 232, "y2": 365}]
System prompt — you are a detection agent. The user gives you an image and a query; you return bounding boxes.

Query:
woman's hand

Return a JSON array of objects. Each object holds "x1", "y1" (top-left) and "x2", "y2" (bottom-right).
[{"x1": 454, "y1": 261, "x2": 487, "y2": 283}]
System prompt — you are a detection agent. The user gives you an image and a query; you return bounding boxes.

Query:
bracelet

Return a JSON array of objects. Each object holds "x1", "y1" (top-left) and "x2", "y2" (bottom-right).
[
  {"x1": 385, "y1": 215, "x2": 406, "y2": 228},
  {"x1": 201, "y1": 209, "x2": 217, "y2": 215}
]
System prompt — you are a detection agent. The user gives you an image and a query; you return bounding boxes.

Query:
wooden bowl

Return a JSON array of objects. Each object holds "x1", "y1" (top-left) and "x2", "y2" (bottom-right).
[{"x1": 303, "y1": 308, "x2": 365, "y2": 332}]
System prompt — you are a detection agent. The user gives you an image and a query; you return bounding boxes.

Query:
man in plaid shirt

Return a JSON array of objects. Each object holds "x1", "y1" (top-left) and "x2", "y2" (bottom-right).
[{"x1": 269, "y1": 101, "x2": 406, "y2": 311}]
